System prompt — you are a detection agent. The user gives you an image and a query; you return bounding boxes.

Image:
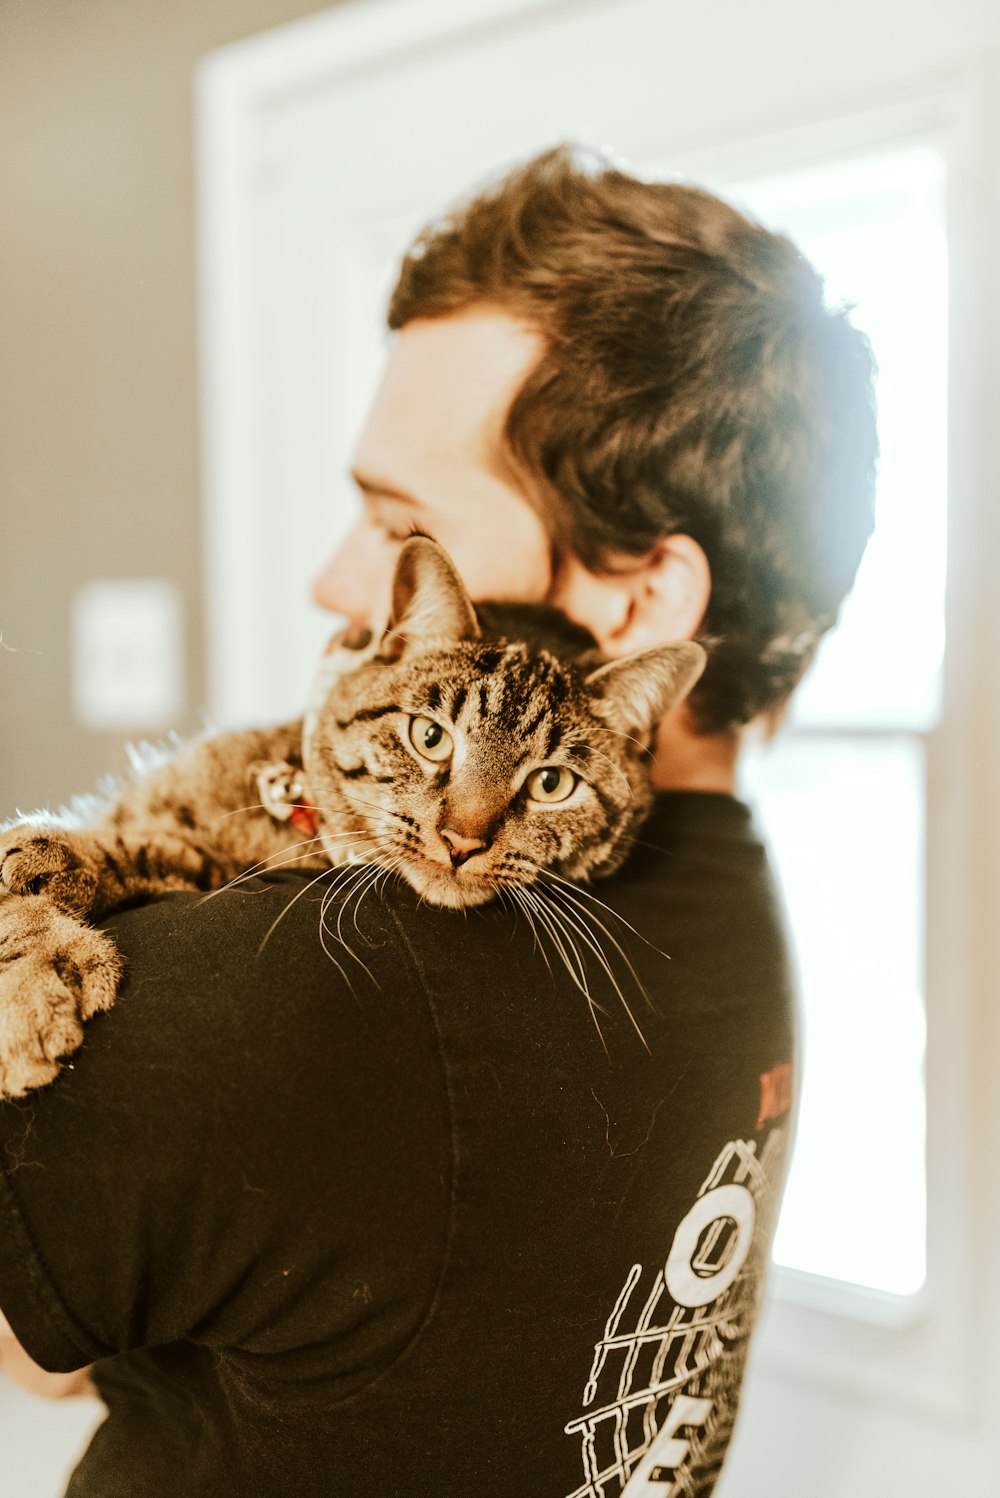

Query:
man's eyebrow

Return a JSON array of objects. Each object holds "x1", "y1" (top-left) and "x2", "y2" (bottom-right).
[{"x1": 349, "y1": 468, "x2": 421, "y2": 507}]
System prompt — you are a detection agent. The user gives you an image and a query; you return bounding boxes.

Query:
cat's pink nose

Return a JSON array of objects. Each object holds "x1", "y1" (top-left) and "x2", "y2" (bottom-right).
[{"x1": 438, "y1": 827, "x2": 489, "y2": 868}]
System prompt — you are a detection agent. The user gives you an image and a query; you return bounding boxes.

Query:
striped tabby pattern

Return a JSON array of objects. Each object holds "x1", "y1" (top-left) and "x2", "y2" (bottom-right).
[{"x1": 0, "y1": 538, "x2": 703, "y2": 1096}]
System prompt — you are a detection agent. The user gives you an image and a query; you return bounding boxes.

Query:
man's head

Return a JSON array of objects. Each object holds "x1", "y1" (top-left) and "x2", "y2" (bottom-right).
[{"x1": 315, "y1": 144, "x2": 877, "y2": 734}]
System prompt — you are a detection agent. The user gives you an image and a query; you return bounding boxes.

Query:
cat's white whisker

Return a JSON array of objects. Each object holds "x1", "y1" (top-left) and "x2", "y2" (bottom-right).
[
  {"x1": 197, "y1": 834, "x2": 330, "y2": 903},
  {"x1": 342, "y1": 864, "x2": 390, "y2": 960},
  {"x1": 320, "y1": 840, "x2": 394, "y2": 903},
  {"x1": 318, "y1": 843, "x2": 400, "y2": 972},
  {"x1": 533, "y1": 864, "x2": 668, "y2": 965},
  {"x1": 317, "y1": 908, "x2": 366, "y2": 995},
  {"x1": 216, "y1": 800, "x2": 359, "y2": 824},
  {"x1": 219, "y1": 801, "x2": 284, "y2": 820},
  {"x1": 517, "y1": 883, "x2": 591, "y2": 1001},
  {"x1": 539, "y1": 882, "x2": 651, "y2": 1052},
  {"x1": 518, "y1": 885, "x2": 611, "y2": 1054},
  {"x1": 535, "y1": 905, "x2": 619, "y2": 1052},
  {"x1": 209, "y1": 832, "x2": 391, "y2": 904},
  {"x1": 544, "y1": 884, "x2": 657, "y2": 1018},
  {"x1": 333, "y1": 857, "x2": 388, "y2": 953},
  {"x1": 336, "y1": 789, "x2": 410, "y2": 824},
  {"x1": 252, "y1": 836, "x2": 394, "y2": 961},
  {"x1": 502, "y1": 885, "x2": 554, "y2": 984},
  {"x1": 347, "y1": 862, "x2": 385, "y2": 933},
  {"x1": 255, "y1": 862, "x2": 339, "y2": 958},
  {"x1": 307, "y1": 808, "x2": 381, "y2": 831},
  {"x1": 578, "y1": 743, "x2": 635, "y2": 801},
  {"x1": 310, "y1": 826, "x2": 380, "y2": 840},
  {"x1": 595, "y1": 722, "x2": 656, "y2": 756},
  {"x1": 317, "y1": 866, "x2": 383, "y2": 991},
  {"x1": 351, "y1": 852, "x2": 411, "y2": 936}
]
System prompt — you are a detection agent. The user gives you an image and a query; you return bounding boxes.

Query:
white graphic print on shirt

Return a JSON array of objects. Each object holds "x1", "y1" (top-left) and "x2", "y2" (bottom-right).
[{"x1": 564, "y1": 1125, "x2": 788, "y2": 1498}]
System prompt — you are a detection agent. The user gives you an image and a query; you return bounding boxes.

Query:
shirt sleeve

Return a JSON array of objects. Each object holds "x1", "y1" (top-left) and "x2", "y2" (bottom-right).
[{"x1": 0, "y1": 873, "x2": 451, "y2": 1375}]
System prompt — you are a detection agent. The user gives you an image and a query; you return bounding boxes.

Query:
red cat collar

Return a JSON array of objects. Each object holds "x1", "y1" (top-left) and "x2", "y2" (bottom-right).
[{"x1": 289, "y1": 801, "x2": 320, "y2": 838}]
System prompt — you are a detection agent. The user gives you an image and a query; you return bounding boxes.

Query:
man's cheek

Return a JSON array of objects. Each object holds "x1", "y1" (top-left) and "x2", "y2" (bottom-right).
[{"x1": 453, "y1": 536, "x2": 552, "y2": 607}]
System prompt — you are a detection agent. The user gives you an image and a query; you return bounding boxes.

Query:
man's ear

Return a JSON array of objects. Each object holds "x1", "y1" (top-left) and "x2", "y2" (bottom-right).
[
  {"x1": 585, "y1": 641, "x2": 707, "y2": 737},
  {"x1": 552, "y1": 535, "x2": 711, "y2": 658},
  {"x1": 614, "y1": 534, "x2": 711, "y2": 653},
  {"x1": 379, "y1": 536, "x2": 481, "y2": 661}
]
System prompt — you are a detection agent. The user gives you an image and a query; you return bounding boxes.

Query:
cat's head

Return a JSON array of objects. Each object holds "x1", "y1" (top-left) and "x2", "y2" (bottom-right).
[{"x1": 303, "y1": 537, "x2": 705, "y2": 909}]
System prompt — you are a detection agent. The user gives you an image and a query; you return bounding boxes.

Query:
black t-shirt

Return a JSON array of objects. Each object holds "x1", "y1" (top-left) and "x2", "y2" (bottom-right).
[{"x1": 0, "y1": 792, "x2": 796, "y2": 1497}]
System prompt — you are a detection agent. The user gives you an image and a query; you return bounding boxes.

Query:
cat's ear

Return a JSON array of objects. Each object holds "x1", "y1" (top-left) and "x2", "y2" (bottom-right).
[
  {"x1": 380, "y1": 536, "x2": 481, "y2": 661},
  {"x1": 584, "y1": 641, "x2": 707, "y2": 736}
]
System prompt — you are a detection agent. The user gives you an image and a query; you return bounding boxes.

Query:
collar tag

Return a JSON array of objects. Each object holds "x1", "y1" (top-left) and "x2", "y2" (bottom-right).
[{"x1": 255, "y1": 761, "x2": 320, "y2": 839}]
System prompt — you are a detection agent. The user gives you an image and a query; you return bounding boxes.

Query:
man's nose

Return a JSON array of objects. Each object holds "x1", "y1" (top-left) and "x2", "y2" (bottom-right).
[
  {"x1": 311, "y1": 524, "x2": 387, "y2": 625},
  {"x1": 438, "y1": 827, "x2": 490, "y2": 867}
]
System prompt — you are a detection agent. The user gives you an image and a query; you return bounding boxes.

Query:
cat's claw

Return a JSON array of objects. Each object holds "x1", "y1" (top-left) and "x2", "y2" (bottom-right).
[
  {"x1": 0, "y1": 897, "x2": 123, "y2": 1099},
  {"x1": 0, "y1": 826, "x2": 100, "y2": 918}
]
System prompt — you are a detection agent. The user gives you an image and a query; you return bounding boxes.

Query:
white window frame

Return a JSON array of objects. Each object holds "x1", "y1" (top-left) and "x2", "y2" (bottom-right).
[
  {"x1": 665, "y1": 86, "x2": 985, "y2": 1421},
  {"x1": 196, "y1": 0, "x2": 997, "y2": 1428}
]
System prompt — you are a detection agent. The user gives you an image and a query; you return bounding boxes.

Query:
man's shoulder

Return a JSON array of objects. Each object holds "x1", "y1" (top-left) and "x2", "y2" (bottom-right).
[
  {"x1": 0, "y1": 873, "x2": 453, "y2": 1378},
  {"x1": 93, "y1": 792, "x2": 783, "y2": 1083},
  {"x1": 92, "y1": 872, "x2": 440, "y2": 1112},
  {"x1": 104, "y1": 871, "x2": 417, "y2": 1017}
]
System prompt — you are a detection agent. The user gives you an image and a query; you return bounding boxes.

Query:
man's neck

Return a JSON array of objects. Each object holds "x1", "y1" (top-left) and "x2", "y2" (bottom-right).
[{"x1": 650, "y1": 706, "x2": 740, "y2": 794}]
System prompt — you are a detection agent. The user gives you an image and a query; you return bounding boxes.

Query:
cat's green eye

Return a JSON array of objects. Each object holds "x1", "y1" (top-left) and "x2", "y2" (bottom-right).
[
  {"x1": 408, "y1": 715, "x2": 453, "y2": 763},
  {"x1": 526, "y1": 765, "x2": 577, "y2": 804}
]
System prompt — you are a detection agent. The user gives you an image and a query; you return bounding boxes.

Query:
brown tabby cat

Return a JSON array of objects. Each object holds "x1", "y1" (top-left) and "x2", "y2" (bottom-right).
[{"x1": 0, "y1": 537, "x2": 704, "y2": 1099}]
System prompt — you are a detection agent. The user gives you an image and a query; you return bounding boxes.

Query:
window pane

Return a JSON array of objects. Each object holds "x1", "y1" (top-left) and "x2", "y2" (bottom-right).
[
  {"x1": 716, "y1": 144, "x2": 949, "y2": 731},
  {"x1": 741, "y1": 735, "x2": 927, "y2": 1296}
]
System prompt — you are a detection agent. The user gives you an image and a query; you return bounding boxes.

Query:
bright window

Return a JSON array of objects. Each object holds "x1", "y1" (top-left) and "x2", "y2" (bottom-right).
[{"x1": 722, "y1": 143, "x2": 948, "y2": 1299}]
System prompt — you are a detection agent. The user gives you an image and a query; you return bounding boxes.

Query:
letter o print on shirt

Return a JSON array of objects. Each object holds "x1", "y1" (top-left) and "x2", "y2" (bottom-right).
[{"x1": 664, "y1": 1183, "x2": 756, "y2": 1308}]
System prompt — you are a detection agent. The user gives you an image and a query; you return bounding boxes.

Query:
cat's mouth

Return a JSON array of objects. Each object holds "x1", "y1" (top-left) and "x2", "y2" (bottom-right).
[{"x1": 401, "y1": 852, "x2": 497, "y2": 910}]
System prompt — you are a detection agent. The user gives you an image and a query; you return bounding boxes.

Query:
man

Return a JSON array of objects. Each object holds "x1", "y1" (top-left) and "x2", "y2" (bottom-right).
[{"x1": 0, "y1": 146, "x2": 875, "y2": 1495}]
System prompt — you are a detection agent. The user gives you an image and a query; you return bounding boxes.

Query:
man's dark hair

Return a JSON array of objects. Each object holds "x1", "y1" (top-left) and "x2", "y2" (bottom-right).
[{"x1": 387, "y1": 145, "x2": 878, "y2": 732}]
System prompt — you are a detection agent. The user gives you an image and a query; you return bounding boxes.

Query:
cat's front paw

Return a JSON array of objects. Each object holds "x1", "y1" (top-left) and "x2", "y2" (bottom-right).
[
  {"x1": 0, "y1": 826, "x2": 100, "y2": 918},
  {"x1": 0, "y1": 898, "x2": 123, "y2": 1099}
]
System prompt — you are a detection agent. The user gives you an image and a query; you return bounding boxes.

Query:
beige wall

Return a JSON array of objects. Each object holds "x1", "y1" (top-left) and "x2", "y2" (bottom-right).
[{"x1": 0, "y1": 0, "x2": 340, "y2": 814}]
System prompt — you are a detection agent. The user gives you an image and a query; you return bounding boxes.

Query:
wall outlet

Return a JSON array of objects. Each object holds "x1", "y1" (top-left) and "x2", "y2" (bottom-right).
[{"x1": 72, "y1": 579, "x2": 183, "y2": 730}]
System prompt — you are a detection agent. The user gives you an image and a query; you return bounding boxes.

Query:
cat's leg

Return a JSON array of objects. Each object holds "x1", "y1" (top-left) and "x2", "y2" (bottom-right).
[
  {"x1": 0, "y1": 815, "x2": 285, "y2": 1100},
  {"x1": 0, "y1": 825, "x2": 104, "y2": 917},
  {"x1": 0, "y1": 822, "x2": 232, "y2": 919},
  {"x1": 0, "y1": 895, "x2": 123, "y2": 1098}
]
